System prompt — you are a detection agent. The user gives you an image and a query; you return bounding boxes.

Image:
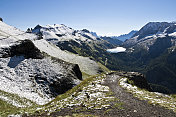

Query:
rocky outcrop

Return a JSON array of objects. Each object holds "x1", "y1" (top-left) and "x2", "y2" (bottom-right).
[
  {"x1": 117, "y1": 72, "x2": 151, "y2": 91},
  {"x1": 0, "y1": 39, "x2": 83, "y2": 104},
  {"x1": 0, "y1": 55, "x2": 82, "y2": 104},
  {"x1": 1, "y1": 39, "x2": 43, "y2": 58},
  {"x1": 4, "y1": 39, "x2": 43, "y2": 59},
  {"x1": 0, "y1": 17, "x2": 3, "y2": 22}
]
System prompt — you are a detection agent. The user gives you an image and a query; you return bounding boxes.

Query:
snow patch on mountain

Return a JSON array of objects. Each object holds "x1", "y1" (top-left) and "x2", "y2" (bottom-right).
[
  {"x1": 0, "y1": 21, "x2": 84, "y2": 106},
  {"x1": 0, "y1": 22, "x2": 36, "y2": 44},
  {"x1": 124, "y1": 22, "x2": 176, "y2": 48},
  {"x1": 32, "y1": 24, "x2": 98, "y2": 44},
  {"x1": 169, "y1": 32, "x2": 176, "y2": 37},
  {"x1": 33, "y1": 39, "x2": 101, "y2": 75},
  {"x1": 32, "y1": 24, "x2": 104, "y2": 75},
  {"x1": 107, "y1": 47, "x2": 126, "y2": 53}
]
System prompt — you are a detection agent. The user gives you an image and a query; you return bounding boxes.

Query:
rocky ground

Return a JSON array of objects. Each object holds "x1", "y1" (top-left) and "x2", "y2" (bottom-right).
[
  {"x1": 103, "y1": 73, "x2": 176, "y2": 117},
  {"x1": 24, "y1": 72, "x2": 176, "y2": 117}
]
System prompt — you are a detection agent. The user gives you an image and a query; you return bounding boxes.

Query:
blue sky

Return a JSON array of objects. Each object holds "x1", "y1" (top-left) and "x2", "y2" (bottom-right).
[{"x1": 0, "y1": 0, "x2": 176, "y2": 36}]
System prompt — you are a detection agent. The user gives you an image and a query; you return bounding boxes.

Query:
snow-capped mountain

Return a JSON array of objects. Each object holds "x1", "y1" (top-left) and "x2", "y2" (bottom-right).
[
  {"x1": 100, "y1": 31, "x2": 137, "y2": 46},
  {"x1": 31, "y1": 24, "x2": 115, "y2": 72},
  {"x1": 124, "y1": 22, "x2": 176, "y2": 48},
  {"x1": 111, "y1": 30, "x2": 137, "y2": 42},
  {"x1": 121, "y1": 22, "x2": 176, "y2": 93},
  {"x1": 90, "y1": 31, "x2": 99, "y2": 38},
  {"x1": 132, "y1": 22, "x2": 176, "y2": 39},
  {"x1": 32, "y1": 24, "x2": 99, "y2": 45},
  {"x1": 31, "y1": 24, "x2": 104, "y2": 75},
  {"x1": 0, "y1": 21, "x2": 105, "y2": 106}
]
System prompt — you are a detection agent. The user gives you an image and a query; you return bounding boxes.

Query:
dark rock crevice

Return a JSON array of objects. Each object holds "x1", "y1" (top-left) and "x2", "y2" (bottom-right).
[{"x1": 1, "y1": 39, "x2": 43, "y2": 59}]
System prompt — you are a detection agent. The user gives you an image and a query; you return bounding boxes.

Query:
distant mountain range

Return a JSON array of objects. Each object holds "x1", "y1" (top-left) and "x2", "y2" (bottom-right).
[
  {"x1": 100, "y1": 36, "x2": 123, "y2": 46},
  {"x1": 1, "y1": 18, "x2": 176, "y2": 116},
  {"x1": 100, "y1": 30, "x2": 137, "y2": 46},
  {"x1": 111, "y1": 30, "x2": 138, "y2": 42},
  {"x1": 31, "y1": 22, "x2": 176, "y2": 93}
]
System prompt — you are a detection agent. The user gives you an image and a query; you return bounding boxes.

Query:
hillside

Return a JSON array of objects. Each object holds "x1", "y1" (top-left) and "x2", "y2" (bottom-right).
[
  {"x1": 0, "y1": 21, "x2": 84, "y2": 104},
  {"x1": 0, "y1": 20, "x2": 176, "y2": 116},
  {"x1": 122, "y1": 22, "x2": 176, "y2": 93},
  {"x1": 31, "y1": 22, "x2": 176, "y2": 94},
  {"x1": 31, "y1": 24, "x2": 120, "y2": 70},
  {"x1": 21, "y1": 72, "x2": 176, "y2": 117},
  {"x1": 100, "y1": 36, "x2": 123, "y2": 46}
]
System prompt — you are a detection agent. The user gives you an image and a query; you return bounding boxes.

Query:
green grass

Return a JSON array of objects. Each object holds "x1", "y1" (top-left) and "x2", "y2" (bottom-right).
[
  {"x1": 119, "y1": 78, "x2": 176, "y2": 112},
  {"x1": 0, "y1": 90, "x2": 38, "y2": 117},
  {"x1": 0, "y1": 72, "x2": 123, "y2": 117},
  {"x1": 82, "y1": 72, "x2": 91, "y2": 79},
  {"x1": 0, "y1": 90, "x2": 36, "y2": 107},
  {"x1": 0, "y1": 99, "x2": 20, "y2": 117},
  {"x1": 97, "y1": 62, "x2": 110, "y2": 72},
  {"x1": 26, "y1": 72, "x2": 122, "y2": 116},
  {"x1": 126, "y1": 78, "x2": 135, "y2": 86},
  {"x1": 72, "y1": 113, "x2": 99, "y2": 117}
]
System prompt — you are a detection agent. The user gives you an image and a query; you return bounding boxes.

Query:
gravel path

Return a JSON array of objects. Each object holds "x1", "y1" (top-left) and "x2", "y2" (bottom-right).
[
  {"x1": 103, "y1": 72, "x2": 176, "y2": 117},
  {"x1": 25, "y1": 72, "x2": 176, "y2": 117}
]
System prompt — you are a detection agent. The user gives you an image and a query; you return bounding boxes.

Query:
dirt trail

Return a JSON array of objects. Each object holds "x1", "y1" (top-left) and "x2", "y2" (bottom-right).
[
  {"x1": 103, "y1": 72, "x2": 176, "y2": 117},
  {"x1": 25, "y1": 72, "x2": 176, "y2": 117}
]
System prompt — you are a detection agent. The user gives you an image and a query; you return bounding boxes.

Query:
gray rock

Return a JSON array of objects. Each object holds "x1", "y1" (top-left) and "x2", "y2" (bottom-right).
[
  {"x1": 0, "y1": 39, "x2": 82, "y2": 104},
  {"x1": 1, "y1": 39, "x2": 43, "y2": 59}
]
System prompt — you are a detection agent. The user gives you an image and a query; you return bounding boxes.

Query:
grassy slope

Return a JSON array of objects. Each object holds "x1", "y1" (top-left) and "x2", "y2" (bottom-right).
[
  {"x1": 0, "y1": 99, "x2": 19, "y2": 117},
  {"x1": 119, "y1": 78, "x2": 176, "y2": 112},
  {"x1": 27, "y1": 72, "x2": 122, "y2": 116},
  {"x1": 0, "y1": 90, "x2": 37, "y2": 117}
]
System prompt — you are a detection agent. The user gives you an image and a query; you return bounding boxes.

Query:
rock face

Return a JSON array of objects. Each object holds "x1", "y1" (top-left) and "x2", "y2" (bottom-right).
[
  {"x1": 0, "y1": 55, "x2": 82, "y2": 104},
  {"x1": 0, "y1": 42, "x2": 82, "y2": 104},
  {"x1": 117, "y1": 72, "x2": 151, "y2": 91},
  {"x1": 1, "y1": 39, "x2": 43, "y2": 58},
  {"x1": 0, "y1": 21, "x2": 82, "y2": 105}
]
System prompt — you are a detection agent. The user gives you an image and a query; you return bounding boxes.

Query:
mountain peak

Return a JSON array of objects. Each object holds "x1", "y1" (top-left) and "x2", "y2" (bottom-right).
[
  {"x1": 32, "y1": 23, "x2": 99, "y2": 43},
  {"x1": 0, "y1": 17, "x2": 3, "y2": 22},
  {"x1": 132, "y1": 22, "x2": 176, "y2": 39}
]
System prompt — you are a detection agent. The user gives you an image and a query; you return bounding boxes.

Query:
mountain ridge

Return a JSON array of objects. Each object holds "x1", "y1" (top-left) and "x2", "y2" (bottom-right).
[
  {"x1": 122, "y1": 21, "x2": 176, "y2": 93},
  {"x1": 111, "y1": 30, "x2": 138, "y2": 42}
]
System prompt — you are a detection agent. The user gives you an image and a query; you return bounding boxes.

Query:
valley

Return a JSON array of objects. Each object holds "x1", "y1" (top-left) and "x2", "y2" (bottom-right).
[{"x1": 0, "y1": 18, "x2": 176, "y2": 117}]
